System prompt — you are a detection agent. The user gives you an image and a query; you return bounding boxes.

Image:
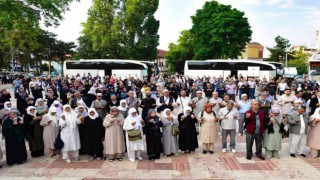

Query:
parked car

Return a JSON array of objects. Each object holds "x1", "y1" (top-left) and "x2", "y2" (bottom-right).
[{"x1": 294, "y1": 75, "x2": 305, "y2": 83}]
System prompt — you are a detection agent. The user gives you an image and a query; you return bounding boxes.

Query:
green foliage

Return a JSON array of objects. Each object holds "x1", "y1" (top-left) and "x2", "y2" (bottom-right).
[
  {"x1": 166, "y1": 0, "x2": 252, "y2": 73},
  {"x1": 42, "y1": 63, "x2": 49, "y2": 71},
  {"x1": 79, "y1": 0, "x2": 159, "y2": 60},
  {"x1": 190, "y1": 1, "x2": 252, "y2": 59},
  {"x1": 266, "y1": 35, "x2": 290, "y2": 62},
  {"x1": 166, "y1": 30, "x2": 194, "y2": 73},
  {"x1": 0, "y1": 0, "x2": 77, "y2": 72},
  {"x1": 288, "y1": 47, "x2": 310, "y2": 75}
]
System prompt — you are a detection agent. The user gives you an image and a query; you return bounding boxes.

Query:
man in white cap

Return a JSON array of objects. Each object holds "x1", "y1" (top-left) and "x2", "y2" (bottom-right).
[
  {"x1": 90, "y1": 93, "x2": 108, "y2": 119},
  {"x1": 190, "y1": 90, "x2": 208, "y2": 133},
  {"x1": 156, "y1": 89, "x2": 175, "y2": 113},
  {"x1": 277, "y1": 88, "x2": 295, "y2": 118}
]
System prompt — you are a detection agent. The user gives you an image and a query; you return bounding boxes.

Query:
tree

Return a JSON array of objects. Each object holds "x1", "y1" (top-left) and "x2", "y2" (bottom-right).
[
  {"x1": 266, "y1": 35, "x2": 291, "y2": 62},
  {"x1": 166, "y1": 30, "x2": 194, "y2": 73},
  {"x1": 288, "y1": 47, "x2": 310, "y2": 75},
  {"x1": 79, "y1": 0, "x2": 159, "y2": 60},
  {"x1": 166, "y1": 0, "x2": 252, "y2": 73},
  {"x1": 0, "y1": 0, "x2": 77, "y2": 72},
  {"x1": 190, "y1": 0, "x2": 252, "y2": 59}
]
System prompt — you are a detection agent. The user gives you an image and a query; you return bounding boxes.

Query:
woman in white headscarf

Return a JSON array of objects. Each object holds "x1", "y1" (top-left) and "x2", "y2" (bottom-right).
[
  {"x1": 35, "y1": 98, "x2": 48, "y2": 116},
  {"x1": 123, "y1": 108, "x2": 145, "y2": 163},
  {"x1": 40, "y1": 107, "x2": 59, "y2": 157},
  {"x1": 161, "y1": 108, "x2": 179, "y2": 156},
  {"x1": 87, "y1": 87, "x2": 97, "y2": 107},
  {"x1": 118, "y1": 100, "x2": 128, "y2": 119},
  {"x1": 83, "y1": 108, "x2": 105, "y2": 160},
  {"x1": 59, "y1": 104, "x2": 81, "y2": 163},
  {"x1": 74, "y1": 105, "x2": 87, "y2": 154},
  {"x1": 103, "y1": 106, "x2": 126, "y2": 162},
  {"x1": 0, "y1": 101, "x2": 20, "y2": 121},
  {"x1": 263, "y1": 108, "x2": 285, "y2": 159},
  {"x1": 50, "y1": 100, "x2": 63, "y2": 116},
  {"x1": 307, "y1": 107, "x2": 320, "y2": 158},
  {"x1": 24, "y1": 106, "x2": 44, "y2": 157},
  {"x1": 178, "y1": 106, "x2": 199, "y2": 153}
]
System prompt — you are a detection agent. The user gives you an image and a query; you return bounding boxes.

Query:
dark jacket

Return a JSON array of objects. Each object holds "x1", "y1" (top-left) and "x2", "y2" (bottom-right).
[{"x1": 245, "y1": 109, "x2": 266, "y2": 135}]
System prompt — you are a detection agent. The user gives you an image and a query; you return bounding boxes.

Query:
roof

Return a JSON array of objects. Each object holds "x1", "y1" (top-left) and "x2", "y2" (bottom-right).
[
  {"x1": 157, "y1": 49, "x2": 168, "y2": 58},
  {"x1": 247, "y1": 42, "x2": 264, "y2": 48}
]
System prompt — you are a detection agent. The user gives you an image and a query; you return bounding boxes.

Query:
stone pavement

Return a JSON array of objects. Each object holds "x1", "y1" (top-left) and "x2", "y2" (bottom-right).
[{"x1": 1, "y1": 84, "x2": 320, "y2": 179}]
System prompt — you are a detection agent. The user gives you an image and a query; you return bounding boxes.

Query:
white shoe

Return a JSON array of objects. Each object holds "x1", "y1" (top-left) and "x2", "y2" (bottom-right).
[
  {"x1": 237, "y1": 133, "x2": 242, "y2": 136},
  {"x1": 129, "y1": 159, "x2": 136, "y2": 163},
  {"x1": 137, "y1": 157, "x2": 143, "y2": 161},
  {"x1": 96, "y1": 157, "x2": 102, "y2": 160},
  {"x1": 89, "y1": 156, "x2": 95, "y2": 161},
  {"x1": 75, "y1": 157, "x2": 80, "y2": 161},
  {"x1": 65, "y1": 159, "x2": 72, "y2": 163},
  {"x1": 231, "y1": 149, "x2": 237, "y2": 153},
  {"x1": 218, "y1": 132, "x2": 222, "y2": 136},
  {"x1": 222, "y1": 148, "x2": 227, "y2": 153}
]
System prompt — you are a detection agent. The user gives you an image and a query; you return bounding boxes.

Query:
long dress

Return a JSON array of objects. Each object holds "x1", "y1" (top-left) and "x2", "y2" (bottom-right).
[
  {"x1": 83, "y1": 116, "x2": 105, "y2": 158},
  {"x1": 145, "y1": 115, "x2": 163, "y2": 158},
  {"x1": 178, "y1": 113, "x2": 199, "y2": 152},
  {"x1": 15, "y1": 92, "x2": 28, "y2": 115},
  {"x1": 123, "y1": 109, "x2": 145, "y2": 161},
  {"x1": 2, "y1": 117, "x2": 27, "y2": 165},
  {"x1": 307, "y1": 110, "x2": 320, "y2": 157},
  {"x1": 40, "y1": 113, "x2": 59, "y2": 150},
  {"x1": 198, "y1": 111, "x2": 218, "y2": 145},
  {"x1": 59, "y1": 112, "x2": 81, "y2": 160},
  {"x1": 161, "y1": 114, "x2": 179, "y2": 155},
  {"x1": 103, "y1": 114, "x2": 126, "y2": 158},
  {"x1": 263, "y1": 115, "x2": 283, "y2": 158},
  {"x1": 24, "y1": 113, "x2": 44, "y2": 157}
]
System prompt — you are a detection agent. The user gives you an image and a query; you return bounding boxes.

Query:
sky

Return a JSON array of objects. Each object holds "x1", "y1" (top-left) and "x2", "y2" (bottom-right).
[{"x1": 41, "y1": 0, "x2": 320, "y2": 54}]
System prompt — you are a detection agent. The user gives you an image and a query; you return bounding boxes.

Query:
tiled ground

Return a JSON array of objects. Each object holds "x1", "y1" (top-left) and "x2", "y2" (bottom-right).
[{"x1": 1, "y1": 84, "x2": 320, "y2": 179}]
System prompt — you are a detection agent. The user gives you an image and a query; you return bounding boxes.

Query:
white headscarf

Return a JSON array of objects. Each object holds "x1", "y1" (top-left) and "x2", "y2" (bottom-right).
[
  {"x1": 44, "y1": 107, "x2": 59, "y2": 126},
  {"x1": 88, "y1": 87, "x2": 96, "y2": 95},
  {"x1": 61, "y1": 104, "x2": 77, "y2": 129},
  {"x1": 184, "y1": 106, "x2": 192, "y2": 116},
  {"x1": 4, "y1": 101, "x2": 12, "y2": 111},
  {"x1": 35, "y1": 98, "x2": 47, "y2": 107},
  {"x1": 311, "y1": 107, "x2": 320, "y2": 120},
  {"x1": 88, "y1": 108, "x2": 99, "y2": 120},
  {"x1": 118, "y1": 99, "x2": 128, "y2": 111},
  {"x1": 27, "y1": 106, "x2": 37, "y2": 116},
  {"x1": 50, "y1": 100, "x2": 63, "y2": 116},
  {"x1": 74, "y1": 105, "x2": 88, "y2": 117},
  {"x1": 126, "y1": 108, "x2": 141, "y2": 130},
  {"x1": 162, "y1": 108, "x2": 173, "y2": 118}
]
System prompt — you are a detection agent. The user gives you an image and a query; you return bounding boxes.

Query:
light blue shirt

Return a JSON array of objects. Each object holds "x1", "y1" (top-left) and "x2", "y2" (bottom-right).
[{"x1": 238, "y1": 100, "x2": 251, "y2": 113}]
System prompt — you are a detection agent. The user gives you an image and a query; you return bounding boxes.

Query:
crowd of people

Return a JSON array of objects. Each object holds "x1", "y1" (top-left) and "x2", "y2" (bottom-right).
[{"x1": 0, "y1": 72, "x2": 320, "y2": 167}]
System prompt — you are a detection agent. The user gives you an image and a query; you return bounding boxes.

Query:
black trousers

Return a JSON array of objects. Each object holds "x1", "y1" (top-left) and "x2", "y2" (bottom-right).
[{"x1": 246, "y1": 132, "x2": 263, "y2": 157}]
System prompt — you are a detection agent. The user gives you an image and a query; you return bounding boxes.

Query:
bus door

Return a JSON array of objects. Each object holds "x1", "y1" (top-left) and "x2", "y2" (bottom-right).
[
  {"x1": 247, "y1": 66, "x2": 260, "y2": 77},
  {"x1": 97, "y1": 70, "x2": 105, "y2": 77},
  {"x1": 104, "y1": 69, "x2": 112, "y2": 77}
]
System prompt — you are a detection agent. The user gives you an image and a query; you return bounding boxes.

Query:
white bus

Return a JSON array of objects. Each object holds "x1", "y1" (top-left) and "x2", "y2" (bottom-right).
[
  {"x1": 184, "y1": 60, "x2": 277, "y2": 80},
  {"x1": 63, "y1": 59, "x2": 149, "y2": 79}
]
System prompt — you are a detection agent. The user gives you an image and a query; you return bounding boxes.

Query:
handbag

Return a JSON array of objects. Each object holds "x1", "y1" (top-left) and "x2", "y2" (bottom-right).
[
  {"x1": 172, "y1": 124, "x2": 180, "y2": 136},
  {"x1": 54, "y1": 128, "x2": 64, "y2": 150},
  {"x1": 127, "y1": 129, "x2": 142, "y2": 141}
]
